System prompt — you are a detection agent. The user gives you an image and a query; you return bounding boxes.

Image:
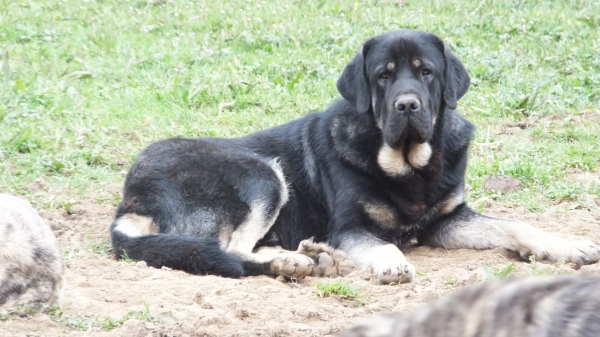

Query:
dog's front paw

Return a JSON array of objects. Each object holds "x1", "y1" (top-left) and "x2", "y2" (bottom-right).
[
  {"x1": 372, "y1": 258, "x2": 415, "y2": 285},
  {"x1": 296, "y1": 238, "x2": 356, "y2": 277},
  {"x1": 519, "y1": 238, "x2": 600, "y2": 267},
  {"x1": 361, "y1": 244, "x2": 414, "y2": 285},
  {"x1": 270, "y1": 254, "x2": 315, "y2": 279}
]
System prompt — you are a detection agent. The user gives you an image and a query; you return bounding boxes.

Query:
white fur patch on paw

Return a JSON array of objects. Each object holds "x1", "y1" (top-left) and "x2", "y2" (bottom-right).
[
  {"x1": 519, "y1": 236, "x2": 600, "y2": 267},
  {"x1": 352, "y1": 244, "x2": 415, "y2": 285}
]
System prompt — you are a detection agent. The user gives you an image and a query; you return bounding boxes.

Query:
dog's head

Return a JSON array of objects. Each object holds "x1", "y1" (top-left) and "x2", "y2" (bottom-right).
[{"x1": 337, "y1": 30, "x2": 470, "y2": 148}]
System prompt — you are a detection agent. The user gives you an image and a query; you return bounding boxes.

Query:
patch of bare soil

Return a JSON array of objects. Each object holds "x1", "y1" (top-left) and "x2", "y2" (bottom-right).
[
  {"x1": 3, "y1": 200, "x2": 600, "y2": 337},
  {"x1": 482, "y1": 175, "x2": 522, "y2": 193}
]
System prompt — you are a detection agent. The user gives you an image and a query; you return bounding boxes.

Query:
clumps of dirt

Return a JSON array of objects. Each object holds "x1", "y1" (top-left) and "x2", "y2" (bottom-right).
[
  {"x1": 498, "y1": 109, "x2": 600, "y2": 135},
  {"x1": 2, "y1": 199, "x2": 600, "y2": 337},
  {"x1": 499, "y1": 118, "x2": 539, "y2": 134}
]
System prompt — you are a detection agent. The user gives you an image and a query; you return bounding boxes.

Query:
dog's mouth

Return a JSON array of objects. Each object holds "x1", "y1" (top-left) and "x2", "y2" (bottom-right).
[{"x1": 382, "y1": 105, "x2": 433, "y2": 148}]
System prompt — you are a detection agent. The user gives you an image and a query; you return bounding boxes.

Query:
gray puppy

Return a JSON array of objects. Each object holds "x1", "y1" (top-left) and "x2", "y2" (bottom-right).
[
  {"x1": 341, "y1": 274, "x2": 600, "y2": 337},
  {"x1": 0, "y1": 194, "x2": 64, "y2": 315}
]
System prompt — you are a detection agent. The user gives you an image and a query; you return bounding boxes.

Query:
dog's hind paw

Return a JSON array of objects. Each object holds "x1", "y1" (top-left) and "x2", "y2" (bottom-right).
[
  {"x1": 297, "y1": 238, "x2": 356, "y2": 277},
  {"x1": 313, "y1": 250, "x2": 356, "y2": 277},
  {"x1": 270, "y1": 254, "x2": 315, "y2": 279}
]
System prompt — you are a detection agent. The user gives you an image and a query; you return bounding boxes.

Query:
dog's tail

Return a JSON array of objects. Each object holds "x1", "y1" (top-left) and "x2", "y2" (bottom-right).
[{"x1": 110, "y1": 219, "x2": 244, "y2": 278}]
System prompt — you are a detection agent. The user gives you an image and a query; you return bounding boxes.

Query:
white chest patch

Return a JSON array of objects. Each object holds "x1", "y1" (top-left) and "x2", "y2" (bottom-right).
[
  {"x1": 377, "y1": 143, "x2": 411, "y2": 177},
  {"x1": 407, "y1": 142, "x2": 432, "y2": 168},
  {"x1": 377, "y1": 142, "x2": 433, "y2": 176}
]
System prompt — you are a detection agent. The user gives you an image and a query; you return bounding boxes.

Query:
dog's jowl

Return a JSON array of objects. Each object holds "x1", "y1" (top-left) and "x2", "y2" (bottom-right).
[{"x1": 110, "y1": 30, "x2": 600, "y2": 284}]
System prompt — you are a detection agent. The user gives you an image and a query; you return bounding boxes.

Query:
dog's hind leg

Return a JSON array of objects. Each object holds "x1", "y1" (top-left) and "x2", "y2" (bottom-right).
[
  {"x1": 224, "y1": 159, "x2": 320, "y2": 279},
  {"x1": 422, "y1": 206, "x2": 600, "y2": 267},
  {"x1": 111, "y1": 214, "x2": 245, "y2": 278}
]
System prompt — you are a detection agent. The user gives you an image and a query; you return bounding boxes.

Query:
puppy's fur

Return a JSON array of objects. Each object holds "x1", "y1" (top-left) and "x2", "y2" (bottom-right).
[
  {"x1": 0, "y1": 194, "x2": 64, "y2": 315},
  {"x1": 110, "y1": 30, "x2": 600, "y2": 284},
  {"x1": 340, "y1": 274, "x2": 600, "y2": 337}
]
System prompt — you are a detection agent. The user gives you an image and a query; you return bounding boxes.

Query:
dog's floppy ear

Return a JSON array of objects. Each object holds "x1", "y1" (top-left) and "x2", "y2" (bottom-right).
[
  {"x1": 443, "y1": 46, "x2": 470, "y2": 110},
  {"x1": 337, "y1": 43, "x2": 372, "y2": 114}
]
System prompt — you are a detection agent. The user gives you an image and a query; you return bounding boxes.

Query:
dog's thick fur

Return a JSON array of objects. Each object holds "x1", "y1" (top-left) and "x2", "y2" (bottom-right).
[
  {"x1": 340, "y1": 274, "x2": 600, "y2": 337},
  {"x1": 0, "y1": 194, "x2": 64, "y2": 315},
  {"x1": 110, "y1": 30, "x2": 600, "y2": 284}
]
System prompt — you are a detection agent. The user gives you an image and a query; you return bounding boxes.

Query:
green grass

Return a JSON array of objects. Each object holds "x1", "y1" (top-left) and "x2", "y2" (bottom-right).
[
  {"x1": 1, "y1": 303, "x2": 163, "y2": 331},
  {"x1": 88, "y1": 241, "x2": 113, "y2": 258},
  {"x1": 528, "y1": 253, "x2": 569, "y2": 276},
  {"x1": 120, "y1": 251, "x2": 138, "y2": 263},
  {"x1": 46, "y1": 302, "x2": 167, "y2": 331},
  {"x1": 482, "y1": 254, "x2": 570, "y2": 281},
  {"x1": 1, "y1": 0, "x2": 599, "y2": 212},
  {"x1": 314, "y1": 280, "x2": 365, "y2": 307},
  {"x1": 482, "y1": 262, "x2": 515, "y2": 281}
]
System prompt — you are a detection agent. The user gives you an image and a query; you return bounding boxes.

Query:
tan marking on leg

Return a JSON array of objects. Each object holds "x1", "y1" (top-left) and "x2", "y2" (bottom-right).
[
  {"x1": 226, "y1": 201, "x2": 312, "y2": 271},
  {"x1": 439, "y1": 190, "x2": 465, "y2": 215},
  {"x1": 363, "y1": 202, "x2": 398, "y2": 228},
  {"x1": 377, "y1": 143, "x2": 411, "y2": 177},
  {"x1": 227, "y1": 157, "x2": 289, "y2": 256},
  {"x1": 407, "y1": 142, "x2": 432, "y2": 168},
  {"x1": 254, "y1": 245, "x2": 286, "y2": 255},
  {"x1": 432, "y1": 216, "x2": 600, "y2": 266},
  {"x1": 226, "y1": 201, "x2": 271, "y2": 255},
  {"x1": 218, "y1": 222, "x2": 234, "y2": 250},
  {"x1": 269, "y1": 158, "x2": 289, "y2": 205},
  {"x1": 113, "y1": 214, "x2": 157, "y2": 237}
]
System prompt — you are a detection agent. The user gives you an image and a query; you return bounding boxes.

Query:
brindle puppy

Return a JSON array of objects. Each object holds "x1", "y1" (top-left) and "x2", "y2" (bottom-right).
[
  {"x1": 0, "y1": 194, "x2": 64, "y2": 315},
  {"x1": 340, "y1": 274, "x2": 600, "y2": 337}
]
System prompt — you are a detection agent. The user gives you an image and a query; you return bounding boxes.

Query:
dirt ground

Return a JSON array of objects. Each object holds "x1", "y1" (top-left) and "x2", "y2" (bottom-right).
[{"x1": 2, "y1": 197, "x2": 600, "y2": 337}]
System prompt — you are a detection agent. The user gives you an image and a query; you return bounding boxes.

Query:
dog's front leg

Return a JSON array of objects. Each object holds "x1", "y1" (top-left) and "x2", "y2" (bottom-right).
[
  {"x1": 334, "y1": 230, "x2": 415, "y2": 284},
  {"x1": 423, "y1": 206, "x2": 600, "y2": 267}
]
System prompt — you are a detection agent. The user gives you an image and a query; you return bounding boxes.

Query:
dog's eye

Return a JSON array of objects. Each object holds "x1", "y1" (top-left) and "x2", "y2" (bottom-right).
[
  {"x1": 378, "y1": 72, "x2": 389, "y2": 80},
  {"x1": 422, "y1": 68, "x2": 431, "y2": 76}
]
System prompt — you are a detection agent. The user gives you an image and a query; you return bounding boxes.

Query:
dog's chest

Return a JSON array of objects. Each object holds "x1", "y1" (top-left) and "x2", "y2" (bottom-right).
[
  {"x1": 361, "y1": 189, "x2": 427, "y2": 231},
  {"x1": 362, "y1": 144, "x2": 448, "y2": 230},
  {"x1": 376, "y1": 142, "x2": 434, "y2": 178}
]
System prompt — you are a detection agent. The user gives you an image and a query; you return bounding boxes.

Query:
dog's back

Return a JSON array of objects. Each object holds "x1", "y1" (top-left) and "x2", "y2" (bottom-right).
[
  {"x1": 341, "y1": 274, "x2": 600, "y2": 337},
  {"x1": 0, "y1": 194, "x2": 64, "y2": 315}
]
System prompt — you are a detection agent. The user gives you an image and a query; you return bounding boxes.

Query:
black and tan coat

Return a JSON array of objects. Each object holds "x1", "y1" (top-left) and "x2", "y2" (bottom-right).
[{"x1": 110, "y1": 30, "x2": 600, "y2": 284}]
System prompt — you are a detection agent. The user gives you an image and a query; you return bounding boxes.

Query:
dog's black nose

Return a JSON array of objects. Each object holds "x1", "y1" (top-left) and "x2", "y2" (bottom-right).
[{"x1": 395, "y1": 95, "x2": 420, "y2": 113}]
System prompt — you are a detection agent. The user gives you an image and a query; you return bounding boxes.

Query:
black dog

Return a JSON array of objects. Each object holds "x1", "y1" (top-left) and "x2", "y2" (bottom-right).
[{"x1": 110, "y1": 30, "x2": 600, "y2": 284}]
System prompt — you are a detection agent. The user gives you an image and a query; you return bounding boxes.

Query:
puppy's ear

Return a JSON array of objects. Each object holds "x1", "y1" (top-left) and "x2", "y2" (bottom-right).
[
  {"x1": 443, "y1": 46, "x2": 470, "y2": 110},
  {"x1": 337, "y1": 44, "x2": 372, "y2": 114}
]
